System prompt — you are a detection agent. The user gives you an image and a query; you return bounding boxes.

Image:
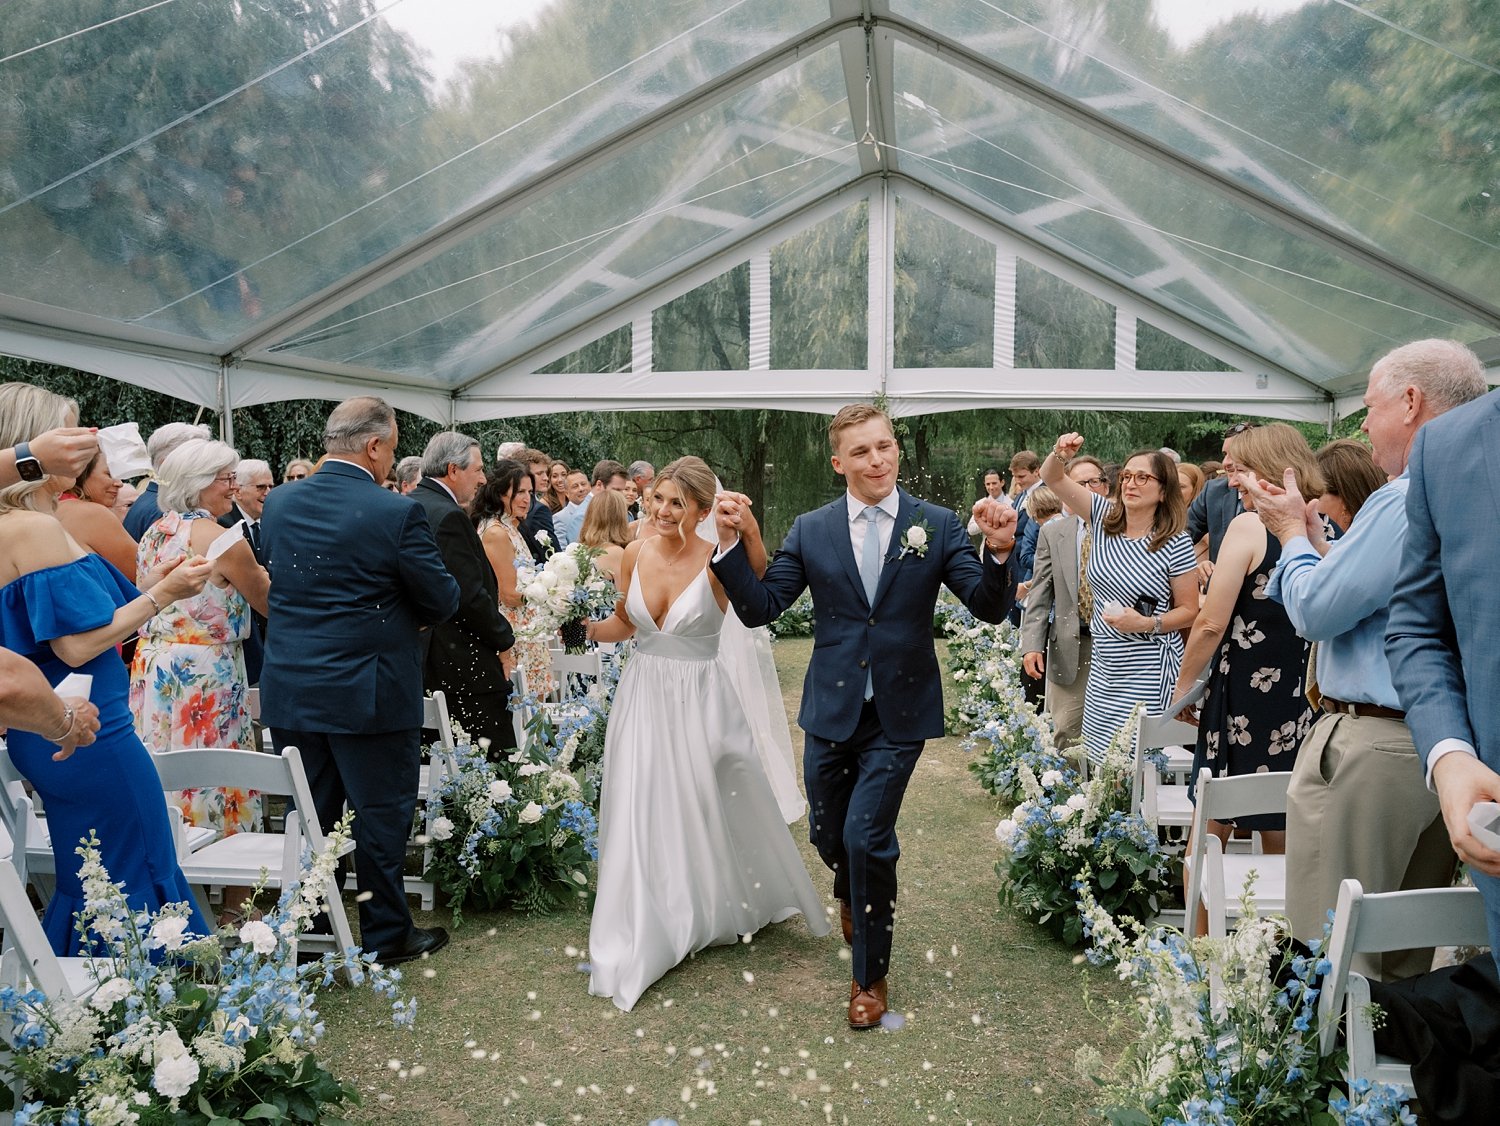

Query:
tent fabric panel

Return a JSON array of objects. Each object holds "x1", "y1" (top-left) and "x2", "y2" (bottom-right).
[{"x1": 0, "y1": 324, "x2": 219, "y2": 410}]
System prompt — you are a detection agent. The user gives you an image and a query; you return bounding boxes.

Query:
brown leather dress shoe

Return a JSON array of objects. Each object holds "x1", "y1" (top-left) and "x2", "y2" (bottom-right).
[
  {"x1": 839, "y1": 899, "x2": 853, "y2": 945},
  {"x1": 848, "y1": 977, "x2": 888, "y2": 1030}
]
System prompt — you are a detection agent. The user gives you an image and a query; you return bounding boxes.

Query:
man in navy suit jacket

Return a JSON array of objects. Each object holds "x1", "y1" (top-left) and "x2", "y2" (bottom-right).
[
  {"x1": 260, "y1": 397, "x2": 459, "y2": 966},
  {"x1": 712, "y1": 403, "x2": 1017, "y2": 1029},
  {"x1": 1388, "y1": 382, "x2": 1500, "y2": 970}
]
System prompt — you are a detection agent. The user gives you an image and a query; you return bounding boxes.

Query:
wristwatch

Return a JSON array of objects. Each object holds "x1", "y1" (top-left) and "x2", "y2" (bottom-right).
[{"x1": 12, "y1": 441, "x2": 44, "y2": 482}]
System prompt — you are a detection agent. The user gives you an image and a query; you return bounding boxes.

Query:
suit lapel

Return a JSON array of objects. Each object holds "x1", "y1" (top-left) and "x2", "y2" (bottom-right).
[
  {"x1": 829, "y1": 499, "x2": 867, "y2": 606},
  {"x1": 872, "y1": 490, "x2": 917, "y2": 611}
]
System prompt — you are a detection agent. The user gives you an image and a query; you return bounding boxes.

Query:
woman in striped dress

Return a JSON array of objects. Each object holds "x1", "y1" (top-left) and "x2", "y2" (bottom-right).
[{"x1": 1043, "y1": 436, "x2": 1198, "y2": 761}]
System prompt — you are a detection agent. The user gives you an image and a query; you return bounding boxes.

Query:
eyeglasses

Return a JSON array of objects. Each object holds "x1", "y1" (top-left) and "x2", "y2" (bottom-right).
[
  {"x1": 286, "y1": 473, "x2": 308, "y2": 481},
  {"x1": 213, "y1": 473, "x2": 237, "y2": 485},
  {"x1": 1117, "y1": 471, "x2": 1160, "y2": 486},
  {"x1": 1075, "y1": 476, "x2": 1109, "y2": 489},
  {"x1": 247, "y1": 482, "x2": 272, "y2": 492}
]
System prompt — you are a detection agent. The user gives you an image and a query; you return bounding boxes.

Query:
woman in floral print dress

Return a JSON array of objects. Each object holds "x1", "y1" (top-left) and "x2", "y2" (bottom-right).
[
  {"x1": 131, "y1": 439, "x2": 269, "y2": 841},
  {"x1": 1176, "y1": 424, "x2": 1323, "y2": 854}
]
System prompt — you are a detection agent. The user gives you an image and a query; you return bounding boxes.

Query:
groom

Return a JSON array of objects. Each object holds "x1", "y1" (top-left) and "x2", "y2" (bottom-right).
[{"x1": 713, "y1": 403, "x2": 1017, "y2": 1029}]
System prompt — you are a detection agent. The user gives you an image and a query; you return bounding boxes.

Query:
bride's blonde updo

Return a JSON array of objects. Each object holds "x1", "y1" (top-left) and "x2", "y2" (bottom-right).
[{"x1": 654, "y1": 456, "x2": 717, "y2": 515}]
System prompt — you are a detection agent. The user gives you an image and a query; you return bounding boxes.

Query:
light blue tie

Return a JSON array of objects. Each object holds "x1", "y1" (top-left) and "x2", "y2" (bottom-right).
[{"x1": 861, "y1": 506, "x2": 881, "y2": 698}]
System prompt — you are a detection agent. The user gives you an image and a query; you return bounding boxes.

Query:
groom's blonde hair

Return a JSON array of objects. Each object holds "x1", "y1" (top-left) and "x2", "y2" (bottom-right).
[{"x1": 828, "y1": 403, "x2": 892, "y2": 452}]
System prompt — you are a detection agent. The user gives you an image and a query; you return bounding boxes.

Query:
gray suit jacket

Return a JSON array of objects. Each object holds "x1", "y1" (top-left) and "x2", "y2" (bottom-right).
[
  {"x1": 1020, "y1": 516, "x2": 1085, "y2": 687},
  {"x1": 1388, "y1": 388, "x2": 1500, "y2": 772}
]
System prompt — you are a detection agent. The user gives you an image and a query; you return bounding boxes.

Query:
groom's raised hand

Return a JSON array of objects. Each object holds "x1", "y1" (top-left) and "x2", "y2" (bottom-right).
[
  {"x1": 715, "y1": 491, "x2": 758, "y2": 550},
  {"x1": 971, "y1": 497, "x2": 1018, "y2": 560}
]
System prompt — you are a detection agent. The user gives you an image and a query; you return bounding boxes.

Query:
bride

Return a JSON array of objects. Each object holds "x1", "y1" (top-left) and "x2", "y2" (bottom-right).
[{"x1": 584, "y1": 456, "x2": 830, "y2": 1011}]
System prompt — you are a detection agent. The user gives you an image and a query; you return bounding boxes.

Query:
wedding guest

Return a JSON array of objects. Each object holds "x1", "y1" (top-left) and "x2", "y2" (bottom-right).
[
  {"x1": 1021, "y1": 458, "x2": 1111, "y2": 748},
  {"x1": 132, "y1": 439, "x2": 270, "y2": 870},
  {"x1": 966, "y1": 468, "x2": 1006, "y2": 537},
  {"x1": 578, "y1": 488, "x2": 632, "y2": 586},
  {"x1": 556, "y1": 459, "x2": 627, "y2": 547},
  {"x1": 112, "y1": 481, "x2": 138, "y2": 523},
  {"x1": 628, "y1": 460, "x2": 654, "y2": 497},
  {"x1": 221, "y1": 458, "x2": 272, "y2": 684},
  {"x1": 519, "y1": 448, "x2": 558, "y2": 562},
  {"x1": 546, "y1": 460, "x2": 570, "y2": 512},
  {"x1": 475, "y1": 459, "x2": 552, "y2": 699},
  {"x1": 622, "y1": 479, "x2": 640, "y2": 521},
  {"x1": 411, "y1": 432, "x2": 518, "y2": 751},
  {"x1": 1314, "y1": 438, "x2": 1386, "y2": 534},
  {"x1": 55, "y1": 448, "x2": 137, "y2": 579},
  {"x1": 497, "y1": 440, "x2": 526, "y2": 461},
  {"x1": 1187, "y1": 423, "x2": 1255, "y2": 566},
  {"x1": 1177, "y1": 462, "x2": 1204, "y2": 505},
  {"x1": 394, "y1": 455, "x2": 424, "y2": 495},
  {"x1": 124, "y1": 421, "x2": 211, "y2": 540},
  {"x1": 0, "y1": 383, "x2": 214, "y2": 954},
  {"x1": 1174, "y1": 425, "x2": 1323, "y2": 924},
  {"x1": 283, "y1": 458, "x2": 315, "y2": 483},
  {"x1": 260, "y1": 396, "x2": 458, "y2": 966},
  {"x1": 554, "y1": 469, "x2": 591, "y2": 547},
  {"x1": 1043, "y1": 437, "x2": 1198, "y2": 763}
]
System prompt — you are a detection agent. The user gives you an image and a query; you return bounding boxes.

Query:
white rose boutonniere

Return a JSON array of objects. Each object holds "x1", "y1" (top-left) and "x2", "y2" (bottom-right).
[{"x1": 899, "y1": 513, "x2": 934, "y2": 559}]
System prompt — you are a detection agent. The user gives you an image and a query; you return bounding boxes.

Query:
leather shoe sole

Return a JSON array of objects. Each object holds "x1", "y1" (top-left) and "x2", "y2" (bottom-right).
[
  {"x1": 848, "y1": 977, "x2": 888, "y2": 1030},
  {"x1": 375, "y1": 925, "x2": 450, "y2": 966}
]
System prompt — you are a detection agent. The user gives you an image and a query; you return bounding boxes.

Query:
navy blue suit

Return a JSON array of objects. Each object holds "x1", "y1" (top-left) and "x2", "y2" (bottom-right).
[
  {"x1": 1186, "y1": 477, "x2": 1243, "y2": 562},
  {"x1": 1388, "y1": 389, "x2": 1500, "y2": 967},
  {"x1": 712, "y1": 488, "x2": 1014, "y2": 985},
  {"x1": 521, "y1": 494, "x2": 557, "y2": 564},
  {"x1": 123, "y1": 480, "x2": 161, "y2": 542},
  {"x1": 218, "y1": 501, "x2": 265, "y2": 684},
  {"x1": 259, "y1": 460, "x2": 459, "y2": 954}
]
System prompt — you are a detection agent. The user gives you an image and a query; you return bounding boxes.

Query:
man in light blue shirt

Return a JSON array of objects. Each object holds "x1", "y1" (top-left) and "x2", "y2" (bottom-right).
[{"x1": 1247, "y1": 339, "x2": 1488, "y2": 978}]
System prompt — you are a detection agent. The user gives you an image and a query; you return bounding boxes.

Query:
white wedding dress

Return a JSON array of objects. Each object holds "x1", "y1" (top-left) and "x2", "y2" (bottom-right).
[{"x1": 587, "y1": 564, "x2": 830, "y2": 1012}]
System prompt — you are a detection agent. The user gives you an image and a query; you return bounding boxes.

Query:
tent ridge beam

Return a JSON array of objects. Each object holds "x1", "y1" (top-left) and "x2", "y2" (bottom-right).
[
  {"x1": 226, "y1": 15, "x2": 862, "y2": 365},
  {"x1": 878, "y1": 14, "x2": 1500, "y2": 335}
]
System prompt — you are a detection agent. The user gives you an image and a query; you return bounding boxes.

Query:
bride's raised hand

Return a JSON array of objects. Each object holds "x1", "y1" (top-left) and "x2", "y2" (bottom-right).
[{"x1": 714, "y1": 491, "x2": 752, "y2": 548}]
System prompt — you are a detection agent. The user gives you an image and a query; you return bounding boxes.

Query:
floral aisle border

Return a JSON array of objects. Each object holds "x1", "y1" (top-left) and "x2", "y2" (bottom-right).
[
  {"x1": 1078, "y1": 882, "x2": 1415, "y2": 1126},
  {"x1": 1, "y1": 818, "x2": 413, "y2": 1124}
]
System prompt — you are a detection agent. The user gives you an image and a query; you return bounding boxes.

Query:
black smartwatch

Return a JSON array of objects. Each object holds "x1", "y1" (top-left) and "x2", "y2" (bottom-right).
[{"x1": 12, "y1": 441, "x2": 44, "y2": 482}]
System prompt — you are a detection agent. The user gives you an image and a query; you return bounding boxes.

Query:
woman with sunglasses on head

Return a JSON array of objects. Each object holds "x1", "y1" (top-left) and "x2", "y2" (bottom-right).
[
  {"x1": 1043, "y1": 435, "x2": 1199, "y2": 763},
  {"x1": 131, "y1": 439, "x2": 271, "y2": 891}
]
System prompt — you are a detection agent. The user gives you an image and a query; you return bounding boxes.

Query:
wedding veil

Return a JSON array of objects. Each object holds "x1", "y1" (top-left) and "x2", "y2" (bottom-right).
[{"x1": 696, "y1": 487, "x2": 805, "y2": 823}]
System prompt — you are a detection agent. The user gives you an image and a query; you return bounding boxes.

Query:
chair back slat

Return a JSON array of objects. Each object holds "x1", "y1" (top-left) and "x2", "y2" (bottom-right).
[
  {"x1": 0, "y1": 857, "x2": 69, "y2": 1000},
  {"x1": 152, "y1": 746, "x2": 296, "y2": 796}
]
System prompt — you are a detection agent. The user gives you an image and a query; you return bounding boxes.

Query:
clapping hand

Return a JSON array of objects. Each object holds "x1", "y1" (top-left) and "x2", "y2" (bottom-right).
[
  {"x1": 1239, "y1": 468, "x2": 1322, "y2": 548},
  {"x1": 971, "y1": 496, "x2": 1017, "y2": 556}
]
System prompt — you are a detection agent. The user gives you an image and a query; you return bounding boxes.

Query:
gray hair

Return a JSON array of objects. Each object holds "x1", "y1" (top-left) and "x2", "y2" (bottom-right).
[
  {"x1": 147, "y1": 421, "x2": 212, "y2": 469},
  {"x1": 323, "y1": 396, "x2": 395, "y2": 455},
  {"x1": 158, "y1": 438, "x2": 239, "y2": 513},
  {"x1": 422, "y1": 431, "x2": 481, "y2": 478},
  {"x1": 496, "y1": 440, "x2": 525, "y2": 460},
  {"x1": 628, "y1": 460, "x2": 654, "y2": 481},
  {"x1": 1158, "y1": 447, "x2": 1181, "y2": 463},
  {"x1": 0, "y1": 382, "x2": 78, "y2": 514},
  {"x1": 236, "y1": 458, "x2": 272, "y2": 482},
  {"x1": 1372, "y1": 339, "x2": 1489, "y2": 415},
  {"x1": 394, "y1": 455, "x2": 424, "y2": 487}
]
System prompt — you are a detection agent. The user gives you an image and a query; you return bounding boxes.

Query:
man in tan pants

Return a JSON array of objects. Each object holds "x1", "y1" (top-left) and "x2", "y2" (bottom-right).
[{"x1": 1247, "y1": 339, "x2": 1487, "y2": 979}]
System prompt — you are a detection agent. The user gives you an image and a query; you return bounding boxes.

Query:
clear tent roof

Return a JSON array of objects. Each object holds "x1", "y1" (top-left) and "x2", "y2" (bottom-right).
[{"x1": 2, "y1": 0, "x2": 1497, "y2": 425}]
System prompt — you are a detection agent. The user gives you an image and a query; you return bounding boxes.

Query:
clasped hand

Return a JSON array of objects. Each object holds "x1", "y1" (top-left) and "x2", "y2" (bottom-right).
[
  {"x1": 714, "y1": 491, "x2": 758, "y2": 548},
  {"x1": 970, "y1": 497, "x2": 1017, "y2": 553}
]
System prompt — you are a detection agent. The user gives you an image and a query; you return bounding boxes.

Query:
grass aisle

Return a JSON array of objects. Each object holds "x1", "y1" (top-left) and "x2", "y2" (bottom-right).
[{"x1": 319, "y1": 637, "x2": 1124, "y2": 1124}]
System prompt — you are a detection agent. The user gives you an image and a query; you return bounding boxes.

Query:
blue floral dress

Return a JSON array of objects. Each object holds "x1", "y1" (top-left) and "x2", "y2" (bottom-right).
[{"x1": 0, "y1": 554, "x2": 210, "y2": 954}]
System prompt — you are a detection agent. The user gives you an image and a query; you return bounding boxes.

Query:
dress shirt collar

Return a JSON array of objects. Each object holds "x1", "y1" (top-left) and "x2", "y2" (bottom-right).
[
  {"x1": 322, "y1": 457, "x2": 375, "y2": 481},
  {"x1": 426, "y1": 476, "x2": 458, "y2": 504},
  {"x1": 844, "y1": 489, "x2": 900, "y2": 525}
]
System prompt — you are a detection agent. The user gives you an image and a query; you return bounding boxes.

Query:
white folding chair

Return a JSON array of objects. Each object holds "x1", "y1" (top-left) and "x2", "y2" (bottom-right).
[
  {"x1": 152, "y1": 747, "x2": 357, "y2": 957},
  {"x1": 510, "y1": 667, "x2": 535, "y2": 750},
  {"x1": 1317, "y1": 878, "x2": 1491, "y2": 1095},
  {"x1": 1131, "y1": 678, "x2": 1207, "y2": 837},
  {"x1": 407, "y1": 692, "x2": 458, "y2": 911},
  {"x1": 1183, "y1": 767, "x2": 1291, "y2": 938}
]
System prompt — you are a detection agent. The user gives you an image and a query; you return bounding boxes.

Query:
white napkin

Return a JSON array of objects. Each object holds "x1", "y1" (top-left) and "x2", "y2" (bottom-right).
[
  {"x1": 55, "y1": 672, "x2": 93, "y2": 701},
  {"x1": 1468, "y1": 802, "x2": 1500, "y2": 851},
  {"x1": 205, "y1": 520, "x2": 246, "y2": 562},
  {"x1": 96, "y1": 422, "x2": 152, "y2": 479}
]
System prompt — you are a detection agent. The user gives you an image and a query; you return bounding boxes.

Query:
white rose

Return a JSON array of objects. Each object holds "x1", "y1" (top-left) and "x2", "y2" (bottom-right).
[
  {"x1": 488, "y1": 779, "x2": 513, "y2": 803},
  {"x1": 152, "y1": 1052, "x2": 200, "y2": 1099},
  {"x1": 1039, "y1": 770, "x2": 1064, "y2": 789},
  {"x1": 518, "y1": 802, "x2": 545, "y2": 824},
  {"x1": 537, "y1": 530, "x2": 552, "y2": 546},
  {"x1": 518, "y1": 762, "x2": 548, "y2": 776},
  {"x1": 905, "y1": 525, "x2": 927, "y2": 548},
  {"x1": 430, "y1": 815, "x2": 455, "y2": 841},
  {"x1": 148, "y1": 917, "x2": 190, "y2": 951},
  {"x1": 90, "y1": 976, "x2": 133, "y2": 1010},
  {"x1": 552, "y1": 554, "x2": 579, "y2": 581},
  {"x1": 238, "y1": 919, "x2": 278, "y2": 955},
  {"x1": 537, "y1": 571, "x2": 558, "y2": 590},
  {"x1": 524, "y1": 581, "x2": 548, "y2": 602},
  {"x1": 994, "y1": 818, "x2": 1018, "y2": 846},
  {"x1": 1066, "y1": 793, "x2": 1089, "y2": 812}
]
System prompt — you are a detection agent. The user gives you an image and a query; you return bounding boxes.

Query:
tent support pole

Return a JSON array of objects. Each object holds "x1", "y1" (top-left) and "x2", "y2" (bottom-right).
[{"x1": 218, "y1": 362, "x2": 234, "y2": 446}]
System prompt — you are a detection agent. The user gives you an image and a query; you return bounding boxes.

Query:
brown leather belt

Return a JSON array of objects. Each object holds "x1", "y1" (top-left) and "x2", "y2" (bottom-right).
[{"x1": 1321, "y1": 696, "x2": 1405, "y2": 722}]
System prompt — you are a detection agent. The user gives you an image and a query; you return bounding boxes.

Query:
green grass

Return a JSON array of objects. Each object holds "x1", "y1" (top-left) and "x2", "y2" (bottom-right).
[{"x1": 316, "y1": 637, "x2": 1124, "y2": 1124}]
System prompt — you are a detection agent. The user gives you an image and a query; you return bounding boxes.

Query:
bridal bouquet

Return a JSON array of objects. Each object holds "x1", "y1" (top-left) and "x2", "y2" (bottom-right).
[
  {"x1": 518, "y1": 542, "x2": 619, "y2": 650},
  {"x1": 0, "y1": 820, "x2": 412, "y2": 1125},
  {"x1": 423, "y1": 740, "x2": 598, "y2": 922},
  {"x1": 995, "y1": 716, "x2": 1169, "y2": 945},
  {"x1": 1077, "y1": 884, "x2": 1414, "y2": 1126}
]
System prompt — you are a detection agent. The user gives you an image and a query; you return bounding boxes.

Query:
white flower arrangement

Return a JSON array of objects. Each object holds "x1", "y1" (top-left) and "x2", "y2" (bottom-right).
[{"x1": 0, "y1": 817, "x2": 413, "y2": 1124}]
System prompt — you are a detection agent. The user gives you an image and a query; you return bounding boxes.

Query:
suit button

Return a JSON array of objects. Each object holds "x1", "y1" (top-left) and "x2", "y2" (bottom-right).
[
  {"x1": 858, "y1": 659, "x2": 868, "y2": 669},
  {"x1": 868, "y1": 618, "x2": 876, "y2": 626}
]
